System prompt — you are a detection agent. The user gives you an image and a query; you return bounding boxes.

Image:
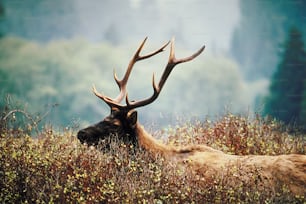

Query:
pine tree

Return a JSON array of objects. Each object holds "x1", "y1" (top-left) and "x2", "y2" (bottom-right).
[
  {"x1": 301, "y1": 81, "x2": 306, "y2": 125},
  {"x1": 0, "y1": 1, "x2": 4, "y2": 38},
  {"x1": 264, "y1": 27, "x2": 306, "y2": 126},
  {"x1": 231, "y1": 0, "x2": 306, "y2": 80}
]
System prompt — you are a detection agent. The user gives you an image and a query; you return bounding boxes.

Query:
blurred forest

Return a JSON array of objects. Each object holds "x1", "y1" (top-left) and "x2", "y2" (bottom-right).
[
  {"x1": 264, "y1": 27, "x2": 306, "y2": 128},
  {"x1": 0, "y1": 37, "x2": 261, "y2": 128},
  {"x1": 0, "y1": 0, "x2": 305, "y2": 129},
  {"x1": 231, "y1": 0, "x2": 306, "y2": 80}
]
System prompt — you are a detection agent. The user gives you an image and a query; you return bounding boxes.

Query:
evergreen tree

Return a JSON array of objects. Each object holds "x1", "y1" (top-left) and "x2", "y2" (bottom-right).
[
  {"x1": 264, "y1": 27, "x2": 306, "y2": 126},
  {"x1": 0, "y1": 0, "x2": 4, "y2": 38},
  {"x1": 231, "y1": 0, "x2": 306, "y2": 80},
  {"x1": 301, "y1": 82, "x2": 306, "y2": 124}
]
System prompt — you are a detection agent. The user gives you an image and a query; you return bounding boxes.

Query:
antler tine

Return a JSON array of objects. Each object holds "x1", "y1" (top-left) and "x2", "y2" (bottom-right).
[
  {"x1": 158, "y1": 37, "x2": 205, "y2": 90},
  {"x1": 93, "y1": 37, "x2": 170, "y2": 108},
  {"x1": 92, "y1": 84, "x2": 122, "y2": 108},
  {"x1": 126, "y1": 37, "x2": 205, "y2": 109}
]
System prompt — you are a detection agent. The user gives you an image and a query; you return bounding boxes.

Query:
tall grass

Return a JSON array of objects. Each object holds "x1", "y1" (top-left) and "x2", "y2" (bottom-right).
[{"x1": 0, "y1": 114, "x2": 305, "y2": 203}]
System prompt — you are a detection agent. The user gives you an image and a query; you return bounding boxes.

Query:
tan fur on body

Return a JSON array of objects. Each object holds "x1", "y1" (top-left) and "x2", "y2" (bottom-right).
[{"x1": 136, "y1": 123, "x2": 306, "y2": 195}]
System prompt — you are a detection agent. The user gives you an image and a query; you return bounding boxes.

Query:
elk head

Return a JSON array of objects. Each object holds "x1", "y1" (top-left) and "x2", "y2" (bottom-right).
[{"x1": 77, "y1": 37, "x2": 205, "y2": 147}]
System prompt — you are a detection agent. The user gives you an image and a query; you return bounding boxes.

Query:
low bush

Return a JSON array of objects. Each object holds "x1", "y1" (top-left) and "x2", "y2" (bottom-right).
[{"x1": 0, "y1": 113, "x2": 305, "y2": 203}]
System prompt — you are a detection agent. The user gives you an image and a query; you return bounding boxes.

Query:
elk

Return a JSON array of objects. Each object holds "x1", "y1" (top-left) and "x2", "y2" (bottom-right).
[{"x1": 77, "y1": 38, "x2": 306, "y2": 196}]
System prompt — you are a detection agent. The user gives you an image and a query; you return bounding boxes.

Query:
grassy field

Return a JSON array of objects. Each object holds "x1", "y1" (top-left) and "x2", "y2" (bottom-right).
[{"x1": 0, "y1": 113, "x2": 305, "y2": 203}]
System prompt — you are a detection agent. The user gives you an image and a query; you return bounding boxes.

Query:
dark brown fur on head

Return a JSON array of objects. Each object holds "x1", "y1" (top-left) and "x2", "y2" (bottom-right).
[{"x1": 77, "y1": 108, "x2": 138, "y2": 147}]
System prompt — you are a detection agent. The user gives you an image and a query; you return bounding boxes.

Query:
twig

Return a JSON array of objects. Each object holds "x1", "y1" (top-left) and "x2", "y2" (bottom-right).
[{"x1": 2, "y1": 109, "x2": 40, "y2": 135}]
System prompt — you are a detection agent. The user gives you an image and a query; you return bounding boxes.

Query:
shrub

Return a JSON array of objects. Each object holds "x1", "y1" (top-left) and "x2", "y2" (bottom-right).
[{"x1": 0, "y1": 113, "x2": 305, "y2": 203}]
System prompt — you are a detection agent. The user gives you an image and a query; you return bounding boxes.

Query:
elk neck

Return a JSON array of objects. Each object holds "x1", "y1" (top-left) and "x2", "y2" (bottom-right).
[{"x1": 134, "y1": 122, "x2": 177, "y2": 157}]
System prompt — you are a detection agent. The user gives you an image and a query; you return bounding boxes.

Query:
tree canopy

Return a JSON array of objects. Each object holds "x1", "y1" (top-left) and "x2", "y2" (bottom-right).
[
  {"x1": 0, "y1": 36, "x2": 267, "y2": 128},
  {"x1": 264, "y1": 27, "x2": 306, "y2": 128},
  {"x1": 231, "y1": 0, "x2": 306, "y2": 80}
]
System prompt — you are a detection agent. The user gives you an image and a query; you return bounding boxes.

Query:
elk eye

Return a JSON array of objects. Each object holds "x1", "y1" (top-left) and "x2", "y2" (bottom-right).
[{"x1": 113, "y1": 120, "x2": 121, "y2": 127}]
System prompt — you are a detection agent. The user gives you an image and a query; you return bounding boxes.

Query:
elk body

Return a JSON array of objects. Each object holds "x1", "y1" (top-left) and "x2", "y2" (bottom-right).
[{"x1": 78, "y1": 38, "x2": 306, "y2": 196}]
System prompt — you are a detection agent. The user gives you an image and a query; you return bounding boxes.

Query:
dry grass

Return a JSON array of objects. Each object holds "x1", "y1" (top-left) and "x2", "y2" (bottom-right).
[{"x1": 0, "y1": 114, "x2": 305, "y2": 203}]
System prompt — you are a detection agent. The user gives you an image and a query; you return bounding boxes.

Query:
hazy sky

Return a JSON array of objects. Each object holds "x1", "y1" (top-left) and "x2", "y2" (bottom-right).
[
  {"x1": 156, "y1": 0, "x2": 241, "y2": 51},
  {"x1": 75, "y1": 0, "x2": 240, "y2": 52},
  {"x1": 1, "y1": 0, "x2": 240, "y2": 53}
]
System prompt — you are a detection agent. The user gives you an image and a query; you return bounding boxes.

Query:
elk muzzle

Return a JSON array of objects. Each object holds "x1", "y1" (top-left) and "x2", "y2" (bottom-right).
[{"x1": 77, "y1": 125, "x2": 104, "y2": 146}]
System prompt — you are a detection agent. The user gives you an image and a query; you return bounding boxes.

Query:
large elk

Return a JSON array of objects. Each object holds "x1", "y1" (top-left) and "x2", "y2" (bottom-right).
[{"x1": 78, "y1": 38, "x2": 306, "y2": 195}]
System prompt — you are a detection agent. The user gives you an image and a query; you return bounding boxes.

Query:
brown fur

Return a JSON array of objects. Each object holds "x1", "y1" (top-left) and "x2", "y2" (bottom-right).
[{"x1": 136, "y1": 123, "x2": 306, "y2": 195}]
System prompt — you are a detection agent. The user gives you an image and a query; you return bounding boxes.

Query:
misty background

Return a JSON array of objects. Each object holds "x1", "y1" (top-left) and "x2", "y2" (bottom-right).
[{"x1": 0, "y1": 0, "x2": 305, "y2": 129}]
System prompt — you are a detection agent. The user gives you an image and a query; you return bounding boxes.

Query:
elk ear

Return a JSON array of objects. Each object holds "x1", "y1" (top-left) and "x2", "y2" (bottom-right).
[{"x1": 127, "y1": 110, "x2": 138, "y2": 128}]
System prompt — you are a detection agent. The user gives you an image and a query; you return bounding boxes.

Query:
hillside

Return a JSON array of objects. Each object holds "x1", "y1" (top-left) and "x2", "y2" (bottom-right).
[{"x1": 0, "y1": 112, "x2": 305, "y2": 203}]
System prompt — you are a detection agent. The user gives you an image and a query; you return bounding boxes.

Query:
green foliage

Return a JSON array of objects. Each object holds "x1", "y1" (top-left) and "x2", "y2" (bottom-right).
[
  {"x1": 0, "y1": 0, "x2": 78, "y2": 41},
  {"x1": 0, "y1": 37, "x2": 124, "y2": 127},
  {"x1": 0, "y1": 1, "x2": 3, "y2": 38},
  {"x1": 0, "y1": 113, "x2": 305, "y2": 203},
  {"x1": 0, "y1": 36, "x2": 268, "y2": 127},
  {"x1": 264, "y1": 27, "x2": 306, "y2": 128},
  {"x1": 231, "y1": 0, "x2": 306, "y2": 80},
  {"x1": 301, "y1": 81, "x2": 306, "y2": 124}
]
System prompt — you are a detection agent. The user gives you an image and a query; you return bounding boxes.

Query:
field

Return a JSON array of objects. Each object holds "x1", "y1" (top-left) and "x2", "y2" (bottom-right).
[{"x1": 0, "y1": 113, "x2": 305, "y2": 203}]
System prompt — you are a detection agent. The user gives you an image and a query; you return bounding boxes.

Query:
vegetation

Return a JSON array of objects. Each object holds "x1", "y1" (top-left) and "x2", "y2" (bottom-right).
[
  {"x1": 0, "y1": 36, "x2": 267, "y2": 127},
  {"x1": 264, "y1": 27, "x2": 306, "y2": 129},
  {"x1": 231, "y1": 0, "x2": 306, "y2": 80},
  {"x1": 0, "y1": 1, "x2": 4, "y2": 38},
  {"x1": 1, "y1": 108, "x2": 305, "y2": 203}
]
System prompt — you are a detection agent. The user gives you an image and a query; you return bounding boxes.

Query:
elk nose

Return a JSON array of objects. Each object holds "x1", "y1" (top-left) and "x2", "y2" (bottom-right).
[{"x1": 77, "y1": 130, "x2": 87, "y2": 143}]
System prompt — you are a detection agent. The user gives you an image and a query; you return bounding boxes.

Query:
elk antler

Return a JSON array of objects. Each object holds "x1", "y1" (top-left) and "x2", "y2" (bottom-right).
[
  {"x1": 126, "y1": 38, "x2": 205, "y2": 109},
  {"x1": 93, "y1": 37, "x2": 205, "y2": 110},
  {"x1": 93, "y1": 37, "x2": 170, "y2": 107}
]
